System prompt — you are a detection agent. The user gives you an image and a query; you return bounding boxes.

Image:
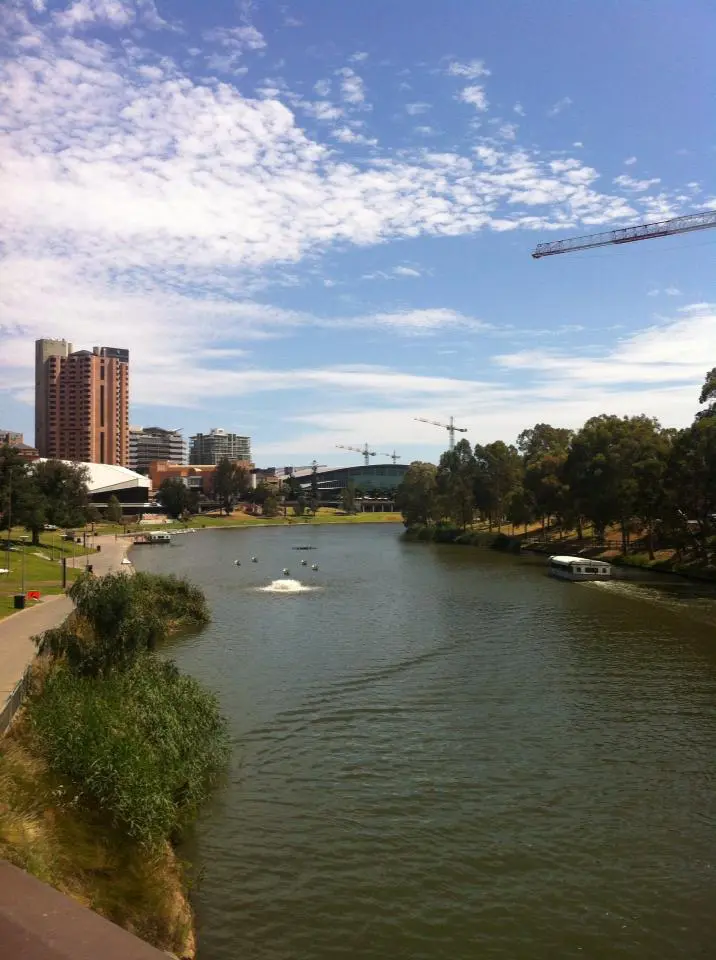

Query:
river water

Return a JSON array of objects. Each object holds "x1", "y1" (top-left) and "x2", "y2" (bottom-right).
[{"x1": 132, "y1": 525, "x2": 716, "y2": 960}]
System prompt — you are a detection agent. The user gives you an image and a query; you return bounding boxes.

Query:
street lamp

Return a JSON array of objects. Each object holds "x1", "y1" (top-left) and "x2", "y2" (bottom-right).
[{"x1": 19, "y1": 535, "x2": 29, "y2": 596}]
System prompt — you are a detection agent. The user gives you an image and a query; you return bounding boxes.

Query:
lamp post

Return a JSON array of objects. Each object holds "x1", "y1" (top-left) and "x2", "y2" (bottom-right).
[{"x1": 20, "y1": 535, "x2": 29, "y2": 596}]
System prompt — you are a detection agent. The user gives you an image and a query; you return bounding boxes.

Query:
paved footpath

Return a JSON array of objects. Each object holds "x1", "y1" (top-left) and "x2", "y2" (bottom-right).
[{"x1": 0, "y1": 536, "x2": 131, "y2": 701}]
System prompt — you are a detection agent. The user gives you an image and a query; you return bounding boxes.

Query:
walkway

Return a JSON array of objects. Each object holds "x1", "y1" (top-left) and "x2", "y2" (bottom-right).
[
  {"x1": 0, "y1": 536, "x2": 130, "y2": 702},
  {"x1": 0, "y1": 859, "x2": 173, "y2": 960}
]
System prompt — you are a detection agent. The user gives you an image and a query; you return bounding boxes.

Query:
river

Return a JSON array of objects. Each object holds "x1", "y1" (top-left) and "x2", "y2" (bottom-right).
[{"x1": 132, "y1": 524, "x2": 716, "y2": 960}]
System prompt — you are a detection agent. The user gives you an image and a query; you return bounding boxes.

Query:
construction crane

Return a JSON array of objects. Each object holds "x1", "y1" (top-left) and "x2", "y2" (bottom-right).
[
  {"x1": 281, "y1": 461, "x2": 326, "y2": 476},
  {"x1": 336, "y1": 443, "x2": 376, "y2": 467},
  {"x1": 532, "y1": 209, "x2": 716, "y2": 259},
  {"x1": 380, "y1": 451, "x2": 401, "y2": 464},
  {"x1": 414, "y1": 416, "x2": 467, "y2": 451}
]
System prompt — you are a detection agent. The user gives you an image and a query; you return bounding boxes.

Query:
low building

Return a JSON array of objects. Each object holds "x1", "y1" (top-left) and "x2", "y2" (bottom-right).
[
  {"x1": 129, "y1": 426, "x2": 186, "y2": 474},
  {"x1": 1, "y1": 431, "x2": 39, "y2": 461},
  {"x1": 292, "y1": 463, "x2": 409, "y2": 500},
  {"x1": 149, "y1": 459, "x2": 253, "y2": 496},
  {"x1": 36, "y1": 459, "x2": 151, "y2": 516},
  {"x1": 189, "y1": 428, "x2": 251, "y2": 465}
]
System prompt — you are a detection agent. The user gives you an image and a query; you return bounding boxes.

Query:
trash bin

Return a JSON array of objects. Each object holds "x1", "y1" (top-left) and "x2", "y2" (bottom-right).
[
  {"x1": 13, "y1": 594, "x2": 25, "y2": 610},
  {"x1": 96, "y1": 545, "x2": 101, "y2": 552}
]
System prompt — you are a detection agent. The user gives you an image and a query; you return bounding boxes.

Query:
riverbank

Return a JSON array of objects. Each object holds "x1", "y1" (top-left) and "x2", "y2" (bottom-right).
[
  {"x1": 93, "y1": 508, "x2": 403, "y2": 538},
  {"x1": 404, "y1": 523, "x2": 716, "y2": 582},
  {"x1": 0, "y1": 571, "x2": 225, "y2": 959}
]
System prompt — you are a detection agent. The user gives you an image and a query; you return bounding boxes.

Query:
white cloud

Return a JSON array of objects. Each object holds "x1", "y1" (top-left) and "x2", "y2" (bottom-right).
[
  {"x1": 458, "y1": 85, "x2": 488, "y2": 111},
  {"x1": 446, "y1": 59, "x2": 490, "y2": 79},
  {"x1": 349, "y1": 51, "x2": 368, "y2": 62},
  {"x1": 332, "y1": 126, "x2": 376, "y2": 145},
  {"x1": 336, "y1": 66, "x2": 366, "y2": 104},
  {"x1": 573, "y1": 141, "x2": 583, "y2": 148},
  {"x1": 513, "y1": 102, "x2": 525, "y2": 116},
  {"x1": 393, "y1": 266, "x2": 421, "y2": 278},
  {"x1": 547, "y1": 96, "x2": 572, "y2": 117},
  {"x1": 624, "y1": 156, "x2": 637, "y2": 166},
  {"x1": 54, "y1": 0, "x2": 135, "y2": 30},
  {"x1": 613, "y1": 174, "x2": 661, "y2": 192},
  {"x1": 649, "y1": 287, "x2": 682, "y2": 297},
  {"x1": 314, "y1": 77, "x2": 331, "y2": 97},
  {"x1": 405, "y1": 102, "x2": 431, "y2": 115},
  {"x1": 414, "y1": 125, "x2": 436, "y2": 136},
  {"x1": 203, "y1": 25, "x2": 266, "y2": 51}
]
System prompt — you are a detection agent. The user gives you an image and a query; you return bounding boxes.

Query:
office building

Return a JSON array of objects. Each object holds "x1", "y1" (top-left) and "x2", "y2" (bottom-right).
[
  {"x1": 35, "y1": 340, "x2": 130, "y2": 466},
  {"x1": 129, "y1": 426, "x2": 186, "y2": 475},
  {"x1": 189, "y1": 428, "x2": 251, "y2": 465}
]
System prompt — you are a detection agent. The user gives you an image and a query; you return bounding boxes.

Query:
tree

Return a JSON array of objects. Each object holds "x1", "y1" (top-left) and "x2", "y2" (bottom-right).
[
  {"x1": 517, "y1": 423, "x2": 572, "y2": 461},
  {"x1": 105, "y1": 494, "x2": 123, "y2": 524},
  {"x1": 263, "y1": 495, "x2": 280, "y2": 518},
  {"x1": 436, "y1": 438, "x2": 476, "y2": 529},
  {"x1": 395, "y1": 461, "x2": 438, "y2": 527},
  {"x1": 213, "y1": 457, "x2": 251, "y2": 515},
  {"x1": 341, "y1": 481, "x2": 357, "y2": 514},
  {"x1": 0, "y1": 444, "x2": 28, "y2": 533},
  {"x1": 157, "y1": 477, "x2": 189, "y2": 519},
  {"x1": 293, "y1": 497, "x2": 306, "y2": 517},
  {"x1": 249, "y1": 481, "x2": 272, "y2": 507},
  {"x1": 473, "y1": 441, "x2": 522, "y2": 531},
  {"x1": 697, "y1": 367, "x2": 716, "y2": 420},
  {"x1": 10, "y1": 459, "x2": 90, "y2": 545}
]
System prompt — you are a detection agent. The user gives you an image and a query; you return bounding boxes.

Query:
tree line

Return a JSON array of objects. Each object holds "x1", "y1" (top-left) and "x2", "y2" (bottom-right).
[{"x1": 396, "y1": 369, "x2": 716, "y2": 559}]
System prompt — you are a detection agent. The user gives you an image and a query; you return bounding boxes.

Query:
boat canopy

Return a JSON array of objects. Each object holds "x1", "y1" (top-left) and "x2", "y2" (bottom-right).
[{"x1": 548, "y1": 555, "x2": 611, "y2": 568}]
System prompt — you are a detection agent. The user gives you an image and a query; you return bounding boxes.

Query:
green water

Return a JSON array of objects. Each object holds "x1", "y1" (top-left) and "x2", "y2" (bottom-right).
[{"x1": 132, "y1": 525, "x2": 716, "y2": 959}]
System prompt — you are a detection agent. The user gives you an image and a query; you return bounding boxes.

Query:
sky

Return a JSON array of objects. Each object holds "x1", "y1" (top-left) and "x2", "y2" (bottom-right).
[{"x1": 1, "y1": 0, "x2": 715, "y2": 468}]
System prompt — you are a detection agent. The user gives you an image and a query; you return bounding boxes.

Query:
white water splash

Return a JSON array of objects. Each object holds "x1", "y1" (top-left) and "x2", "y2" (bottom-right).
[{"x1": 257, "y1": 579, "x2": 317, "y2": 594}]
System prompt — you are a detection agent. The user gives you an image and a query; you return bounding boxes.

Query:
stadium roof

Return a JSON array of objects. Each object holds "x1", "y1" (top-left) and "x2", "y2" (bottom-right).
[{"x1": 37, "y1": 460, "x2": 150, "y2": 495}]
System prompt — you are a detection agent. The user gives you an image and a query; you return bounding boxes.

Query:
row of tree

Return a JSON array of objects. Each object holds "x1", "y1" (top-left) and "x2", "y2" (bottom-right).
[{"x1": 396, "y1": 369, "x2": 716, "y2": 559}]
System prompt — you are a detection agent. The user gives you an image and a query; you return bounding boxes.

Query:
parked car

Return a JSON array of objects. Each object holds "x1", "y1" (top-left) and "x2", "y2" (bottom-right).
[{"x1": 44, "y1": 523, "x2": 58, "y2": 530}]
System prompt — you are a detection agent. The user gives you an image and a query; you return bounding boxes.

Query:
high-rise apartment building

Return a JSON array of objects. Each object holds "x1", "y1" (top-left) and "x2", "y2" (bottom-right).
[
  {"x1": 35, "y1": 340, "x2": 130, "y2": 466},
  {"x1": 129, "y1": 426, "x2": 186, "y2": 474},
  {"x1": 189, "y1": 428, "x2": 251, "y2": 465}
]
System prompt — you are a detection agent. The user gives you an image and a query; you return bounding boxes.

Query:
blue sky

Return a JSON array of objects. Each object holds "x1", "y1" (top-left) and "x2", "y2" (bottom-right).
[{"x1": 1, "y1": 0, "x2": 714, "y2": 467}]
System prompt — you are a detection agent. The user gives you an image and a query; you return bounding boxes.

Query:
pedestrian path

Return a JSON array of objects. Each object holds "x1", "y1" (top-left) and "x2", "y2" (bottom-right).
[{"x1": 0, "y1": 536, "x2": 131, "y2": 700}]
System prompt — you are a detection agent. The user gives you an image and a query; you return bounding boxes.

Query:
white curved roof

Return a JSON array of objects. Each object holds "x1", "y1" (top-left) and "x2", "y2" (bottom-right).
[{"x1": 37, "y1": 460, "x2": 150, "y2": 494}]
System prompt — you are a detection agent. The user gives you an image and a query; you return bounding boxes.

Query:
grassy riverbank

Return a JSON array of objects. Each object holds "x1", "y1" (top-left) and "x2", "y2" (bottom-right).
[
  {"x1": 92, "y1": 507, "x2": 402, "y2": 537},
  {"x1": 0, "y1": 571, "x2": 227, "y2": 958},
  {"x1": 405, "y1": 522, "x2": 716, "y2": 581}
]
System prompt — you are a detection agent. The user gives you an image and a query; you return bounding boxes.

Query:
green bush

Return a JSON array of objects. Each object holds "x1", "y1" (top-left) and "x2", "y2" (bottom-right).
[
  {"x1": 35, "y1": 572, "x2": 209, "y2": 679},
  {"x1": 28, "y1": 657, "x2": 228, "y2": 848}
]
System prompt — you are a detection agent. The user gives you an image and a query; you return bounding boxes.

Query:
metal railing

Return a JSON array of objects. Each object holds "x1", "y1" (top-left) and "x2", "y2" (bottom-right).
[{"x1": 0, "y1": 666, "x2": 32, "y2": 737}]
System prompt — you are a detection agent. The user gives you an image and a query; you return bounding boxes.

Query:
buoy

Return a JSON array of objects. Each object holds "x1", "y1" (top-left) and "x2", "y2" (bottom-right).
[
  {"x1": 311, "y1": 563, "x2": 319, "y2": 571},
  {"x1": 251, "y1": 556, "x2": 258, "y2": 563},
  {"x1": 282, "y1": 568, "x2": 290, "y2": 575},
  {"x1": 234, "y1": 560, "x2": 241, "y2": 566},
  {"x1": 301, "y1": 559, "x2": 308, "y2": 566}
]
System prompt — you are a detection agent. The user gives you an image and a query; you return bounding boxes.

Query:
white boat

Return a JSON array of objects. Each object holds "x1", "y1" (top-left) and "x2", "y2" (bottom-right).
[{"x1": 548, "y1": 555, "x2": 612, "y2": 581}]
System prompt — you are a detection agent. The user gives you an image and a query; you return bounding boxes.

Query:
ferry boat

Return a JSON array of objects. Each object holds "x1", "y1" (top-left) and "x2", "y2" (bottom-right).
[
  {"x1": 548, "y1": 555, "x2": 612, "y2": 581},
  {"x1": 133, "y1": 531, "x2": 172, "y2": 545}
]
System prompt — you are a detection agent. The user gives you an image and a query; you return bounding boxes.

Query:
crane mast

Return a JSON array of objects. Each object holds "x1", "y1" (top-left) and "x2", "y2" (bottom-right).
[{"x1": 532, "y1": 209, "x2": 716, "y2": 259}]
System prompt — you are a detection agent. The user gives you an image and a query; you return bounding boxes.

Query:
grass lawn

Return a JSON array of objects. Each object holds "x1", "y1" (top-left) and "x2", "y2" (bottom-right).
[
  {"x1": 93, "y1": 508, "x2": 404, "y2": 536},
  {"x1": 0, "y1": 532, "x2": 84, "y2": 619}
]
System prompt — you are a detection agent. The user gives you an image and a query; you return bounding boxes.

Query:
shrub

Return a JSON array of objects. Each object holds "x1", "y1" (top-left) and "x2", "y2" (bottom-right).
[
  {"x1": 35, "y1": 572, "x2": 209, "y2": 679},
  {"x1": 28, "y1": 657, "x2": 228, "y2": 848}
]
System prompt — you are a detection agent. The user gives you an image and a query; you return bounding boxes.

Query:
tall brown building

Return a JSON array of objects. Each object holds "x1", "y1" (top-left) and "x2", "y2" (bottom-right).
[{"x1": 35, "y1": 340, "x2": 130, "y2": 466}]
